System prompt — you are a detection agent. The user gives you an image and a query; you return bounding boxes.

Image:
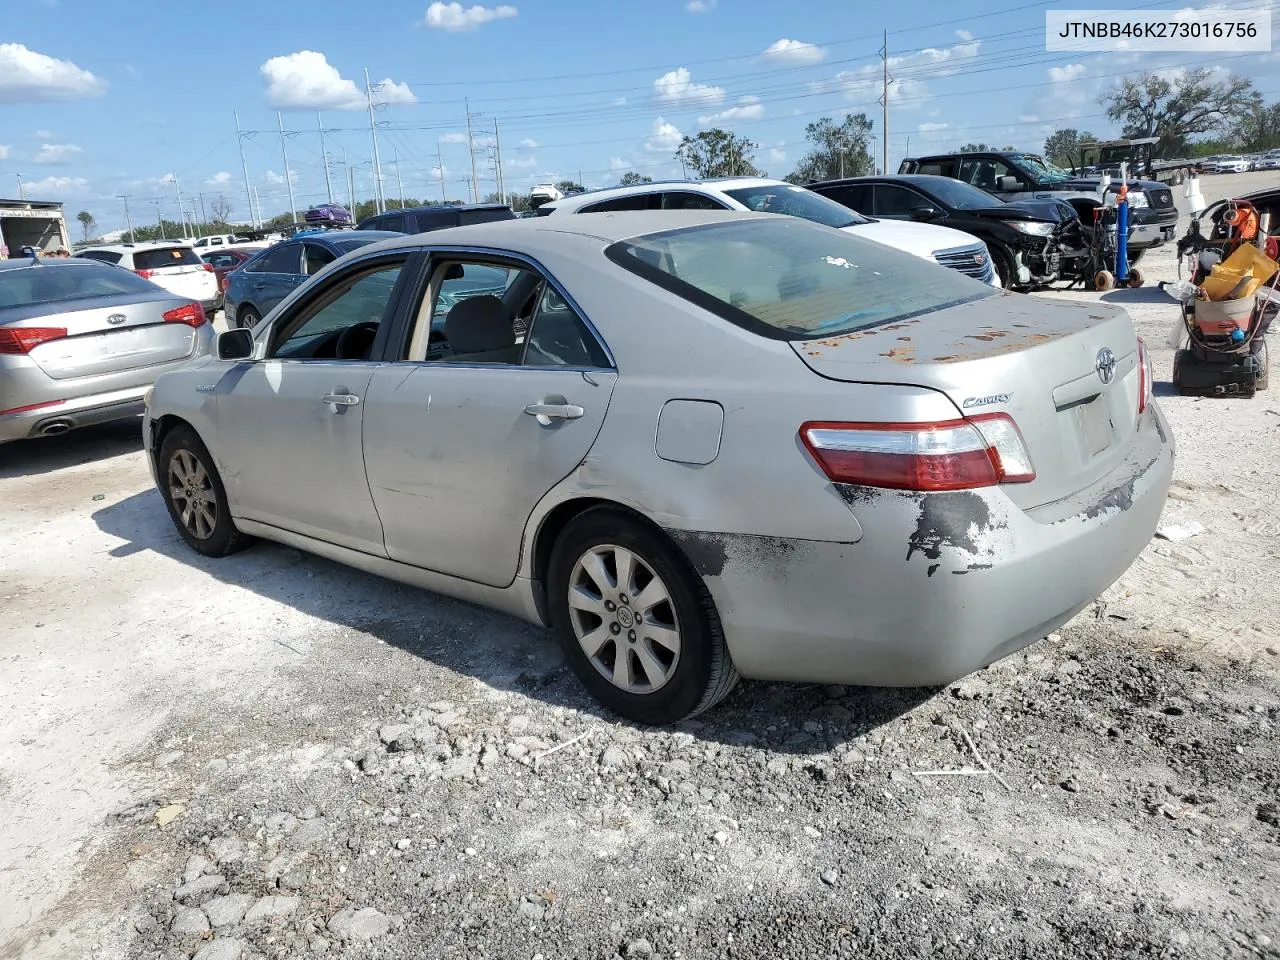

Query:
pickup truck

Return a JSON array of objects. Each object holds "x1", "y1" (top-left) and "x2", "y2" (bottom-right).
[{"x1": 899, "y1": 149, "x2": 1180, "y2": 262}]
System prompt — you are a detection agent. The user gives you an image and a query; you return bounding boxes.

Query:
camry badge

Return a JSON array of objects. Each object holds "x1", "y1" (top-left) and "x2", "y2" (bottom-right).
[{"x1": 1096, "y1": 348, "x2": 1117, "y2": 384}]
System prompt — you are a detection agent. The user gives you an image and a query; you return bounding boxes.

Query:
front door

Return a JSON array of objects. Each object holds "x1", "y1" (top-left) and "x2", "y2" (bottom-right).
[
  {"x1": 216, "y1": 255, "x2": 412, "y2": 554},
  {"x1": 363, "y1": 255, "x2": 617, "y2": 586}
]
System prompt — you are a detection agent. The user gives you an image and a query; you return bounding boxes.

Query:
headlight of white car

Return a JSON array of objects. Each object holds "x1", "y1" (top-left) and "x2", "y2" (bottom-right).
[{"x1": 1003, "y1": 221, "x2": 1056, "y2": 236}]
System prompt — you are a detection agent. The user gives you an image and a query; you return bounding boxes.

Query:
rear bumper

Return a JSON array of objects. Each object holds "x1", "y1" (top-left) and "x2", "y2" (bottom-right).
[
  {"x1": 687, "y1": 402, "x2": 1175, "y2": 686},
  {"x1": 0, "y1": 386, "x2": 147, "y2": 442}
]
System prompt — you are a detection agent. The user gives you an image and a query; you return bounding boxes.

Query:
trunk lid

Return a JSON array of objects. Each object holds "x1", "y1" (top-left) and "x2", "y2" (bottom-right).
[
  {"x1": 790, "y1": 292, "x2": 1142, "y2": 509},
  {"x1": 135, "y1": 246, "x2": 218, "y2": 303},
  {"x1": 14, "y1": 293, "x2": 199, "y2": 379}
]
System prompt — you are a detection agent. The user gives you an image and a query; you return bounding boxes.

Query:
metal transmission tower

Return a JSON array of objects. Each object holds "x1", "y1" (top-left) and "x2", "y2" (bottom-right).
[{"x1": 878, "y1": 31, "x2": 895, "y2": 175}]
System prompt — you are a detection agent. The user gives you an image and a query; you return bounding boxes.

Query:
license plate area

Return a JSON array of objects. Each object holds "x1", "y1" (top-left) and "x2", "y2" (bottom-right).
[{"x1": 1072, "y1": 395, "x2": 1114, "y2": 458}]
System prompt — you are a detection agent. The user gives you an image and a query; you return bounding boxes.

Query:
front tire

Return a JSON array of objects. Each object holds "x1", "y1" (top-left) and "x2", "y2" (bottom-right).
[
  {"x1": 158, "y1": 425, "x2": 250, "y2": 557},
  {"x1": 548, "y1": 508, "x2": 739, "y2": 725},
  {"x1": 990, "y1": 244, "x2": 1018, "y2": 290}
]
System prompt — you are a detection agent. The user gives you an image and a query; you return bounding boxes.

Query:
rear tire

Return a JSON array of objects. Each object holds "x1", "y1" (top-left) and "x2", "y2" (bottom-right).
[
  {"x1": 158, "y1": 425, "x2": 251, "y2": 557},
  {"x1": 547, "y1": 508, "x2": 739, "y2": 725},
  {"x1": 236, "y1": 305, "x2": 260, "y2": 330}
]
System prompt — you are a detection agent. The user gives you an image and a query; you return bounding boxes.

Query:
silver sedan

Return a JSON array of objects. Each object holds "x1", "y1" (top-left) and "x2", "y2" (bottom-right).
[
  {"x1": 1, "y1": 256, "x2": 213, "y2": 442},
  {"x1": 143, "y1": 212, "x2": 1174, "y2": 724}
]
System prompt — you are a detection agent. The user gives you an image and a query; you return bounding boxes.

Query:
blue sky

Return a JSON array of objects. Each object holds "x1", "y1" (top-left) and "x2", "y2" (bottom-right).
[{"x1": 3, "y1": 0, "x2": 1279, "y2": 233}]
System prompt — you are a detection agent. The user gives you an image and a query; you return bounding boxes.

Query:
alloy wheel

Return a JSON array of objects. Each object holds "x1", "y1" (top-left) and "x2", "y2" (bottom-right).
[
  {"x1": 168, "y1": 449, "x2": 217, "y2": 540},
  {"x1": 567, "y1": 544, "x2": 682, "y2": 694}
]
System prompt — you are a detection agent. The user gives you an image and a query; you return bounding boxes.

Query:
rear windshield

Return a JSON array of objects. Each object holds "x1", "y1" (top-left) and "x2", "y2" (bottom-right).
[
  {"x1": 606, "y1": 218, "x2": 992, "y2": 341},
  {"x1": 0, "y1": 263, "x2": 157, "y2": 308},
  {"x1": 723, "y1": 184, "x2": 870, "y2": 228},
  {"x1": 133, "y1": 247, "x2": 203, "y2": 270}
]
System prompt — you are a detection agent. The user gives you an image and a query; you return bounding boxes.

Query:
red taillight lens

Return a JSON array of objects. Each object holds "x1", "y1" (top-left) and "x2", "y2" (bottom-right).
[
  {"x1": 162, "y1": 303, "x2": 207, "y2": 328},
  {"x1": 135, "y1": 268, "x2": 154, "y2": 279},
  {"x1": 1137, "y1": 336, "x2": 1151, "y2": 414},
  {"x1": 219, "y1": 276, "x2": 230, "y2": 292},
  {"x1": 203, "y1": 263, "x2": 215, "y2": 273},
  {"x1": 0, "y1": 326, "x2": 68, "y2": 355},
  {"x1": 799, "y1": 414, "x2": 1036, "y2": 492}
]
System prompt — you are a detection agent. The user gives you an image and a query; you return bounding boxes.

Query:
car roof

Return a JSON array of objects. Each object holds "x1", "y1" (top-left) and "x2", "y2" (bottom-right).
[
  {"x1": 544, "y1": 177, "x2": 793, "y2": 211},
  {"x1": 80, "y1": 240, "x2": 195, "y2": 252},
  {"x1": 809, "y1": 174, "x2": 959, "y2": 189},
  {"x1": 376, "y1": 203, "x2": 511, "y2": 216},
  {"x1": 0, "y1": 256, "x2": 103, "y2": 273}
]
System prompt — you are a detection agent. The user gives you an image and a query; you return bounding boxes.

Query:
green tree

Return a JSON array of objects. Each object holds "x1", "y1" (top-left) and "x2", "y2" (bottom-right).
[
  {"x1": 1042, "y1": 128, "x2": 1096, "y2": 168},
  {"x1": 784, "y1": 113, "x2": 874, "y2": 183},
  {"x1": 1234, "y1": 102, "x2": 1280, "y2": 152},
  {"x1": 618, "y1": 171, "x2": 653, "y2": 186},
  {"x1": 76, "y1": 210, "x2": 95, "y2": 241},
  {"x1": 675, "y1": 128, "x2": 762, "y2": 179},
  {"x1": 555, "y1": 180, "x2": 585, "y2": 195},
  {"x1": 1102, "y1": 68, "x2": 1259, "y2": 155}
]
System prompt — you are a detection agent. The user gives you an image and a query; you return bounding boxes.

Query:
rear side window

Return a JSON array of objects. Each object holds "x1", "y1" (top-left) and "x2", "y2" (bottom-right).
[
  {"x1": 813, "y1": 183, "x2": 870, "y2": 213},
  {"x1": 457, "y1": 207, "x2": 514, "y2": 226},
  {"x1": 412, "y1": 211, "x2": 450, "y2": 232},
  {"x1": 606, "y1": 218, "x2": 991, "y2": 342},
  {"x1": 0, "y1": 263, "x2": 157, "y2": 308},
  {"x1": 581, "y1": 194, "x2": 656, "y2": 213},
  {"x1": 662, "y1": 192, "x2": 727, "y2": 211},
  {"x1": 330, "y1": 237, "x2": 384, "y2": 255},
  {"x1": 133, "y1": 247, "x2": 203, "y2": 270},
  {"x1": 916, "y1": 160, "x2": 957, "y2": 177},
  {"x1": 76, "y1": 250, "x2": 123, "y2": 265}
]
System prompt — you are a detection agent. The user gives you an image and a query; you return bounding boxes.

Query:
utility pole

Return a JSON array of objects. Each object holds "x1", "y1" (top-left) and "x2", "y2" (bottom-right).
[
  {"x1": 251, "y1": 186, "x2": 262, "y2": 227},
  {"x1": 150, "y1": 199, "x2": 165, "y2": 240},
  {"x1": 465, "y1": 98, "x2": 479, "y2": 203},
  {"x1": 277, "y1": 112, "x2": 297, "y2": 224},
  {"x1": 197, "y1": 193, "x2": 208, "y2": 228},
  {"x1": 348, "y1": 165, "x2": 357, "y2": 214},
  {"x1": 879, "y1": 30, "x2": 891, "y2": 175},
  {"x1": 436, "y1": 140, "x2": 447, "y2": 202},
  {"x1": 118, "y1": 195, "x2": 134, "y2": 240},
  {"x1": 365, "y1": 68, "x2": 385, "y2": 214},
  {"x1": 317, "y1": 110, "x2": 334, "y2": 204},
  {"x1": 493, "y1": 119, "x2": 505, "y2": 204},
  {"x1": 14, "y1": 173, "x2": 25, "y2": 200},
  {"x1": 394, "y1": 148, "x2": 405, "y2": 208},
  {"x1": 905, "y1": 135, "x2": 911, "y2": 159},
  {"x1": 171, "y1": 174, "x2": 189, "y2": 239},
  {"x1": 234, "y1": 110, "x2": 255, "y2": 230}
]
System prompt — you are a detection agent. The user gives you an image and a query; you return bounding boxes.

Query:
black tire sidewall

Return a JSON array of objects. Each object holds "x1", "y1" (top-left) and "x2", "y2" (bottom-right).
[
  {"x1": 237, "y1": 306, "x2": 259, "y2": 329},
  {"x1": 548, "y1": 510, "x2": 719, "y2": 726},
  {"x1": 991, "y1": 243, "x2": 1017, "y2": 290},
  {"x1": 158, "y1": 426, "x2": 239, "y2": 556}
]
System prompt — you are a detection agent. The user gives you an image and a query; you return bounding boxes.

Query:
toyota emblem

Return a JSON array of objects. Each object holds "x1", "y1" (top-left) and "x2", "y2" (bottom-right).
[
  {"x1": 1096, "y1": 347, "x2": 1117, "y2": 384},
  {"x1": 107, "y1": 313, "x2": 127, "y2": 325}
]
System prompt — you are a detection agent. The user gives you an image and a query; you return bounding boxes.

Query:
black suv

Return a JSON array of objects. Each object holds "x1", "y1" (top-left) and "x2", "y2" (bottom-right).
[
  {"x1": 809, "y1": 175, "x2": 1080, "y2": 289},
  {"x1": 356, "y1": 202, "x2": 515, "y2": 234},
  {"x1": 899, "y1": 150, "x2": 1179, "y2": 261}
]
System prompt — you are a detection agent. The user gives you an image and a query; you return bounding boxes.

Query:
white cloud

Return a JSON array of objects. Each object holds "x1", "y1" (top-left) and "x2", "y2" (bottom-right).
[
  {"x1": 31, "y1": 129, "x2": 54, "y2": 139},
  {"x1": 440, "y1": 131, "x2": 469, "y2": 143},
  {"x1": 698, "y1": 95, "x2": 764, "y2": 126},
  {"x1": 654, "y1": 67, "x2": 725, "y2": 105},
  {"x1": 956, "y1": 29, "x2": 974, "y2": 41},
  {"x1": 810, "y1": 38, "x2": 980, "y2": 110},
  {"x1": 263, "y1": 168, "x2": 299, "y2": 185},
  {"x1": 124, "y1": 64, "x2": 141, "y2": 78},
  {"x1": 768, "y1": 147, "x2": 788, "y2": 164},
  {"x1": 612, "y1": 96, "x2": 628, "y2": 107},
  {"x1": 917, "y1": 121, "x2": 949, "y2": 132},
  {"x1": 519, "y1": 138, "x2": 538, "y2": 148},
  {"x1": 159, "y1": 173, "x2": 177, "y2": 185},
  {"x1": 424, "y1": 2, "x2": 518, "y2": 30},
  {"x1": 23, "y1": 175, "x2": 90, "y2": 197},
  {"x1": 206, "y1": 171, "x2": 234, "y2": 185},
  {"x1": 609, "y1": 157, "x2": 629, "y2": 170},
  {"x1": 260, "y1": 50, "x2": 414, "y2": 110},
  {"x1": 644, "y1": 116, "x2": 683, "y2": 153},
  {"x1": 0, "y1": 43, "x2": 106, "y2": 104},
  {"x1": 1048, "y1": 63, "x2": 1087, "y2": 83},
  {"x1": 0, "y1": 145, "x2": 9, "y2": 160},
  {"x1": 33, "y1": 142, "x2": 81, "y2": 164},
  {"x1": 762, "y1": 39, "x2": 827, "y2": 65},
  {"x1": 430, "y1": 164, "x2": 450, "y2": 179},
  {"x1": 686, "y1": 0, "x2": 715, "y2": 10},
  {"x1": 506, "y1": 154, "x2": 538, "y2": 169}
]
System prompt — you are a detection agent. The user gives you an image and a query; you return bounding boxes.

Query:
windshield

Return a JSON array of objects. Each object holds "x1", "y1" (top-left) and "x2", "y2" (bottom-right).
[
  {"x1": 606, "y1": 217, "x2": 991, "y2": 341},
  {"x1": 1008, "y1": 153, "x2": 1074, "y2": 183},
  {"x1": 915, "y1": 177, "x2": 1001, "y2": 210},
  {"x1": 723, "y1": 184, "x2": 870, "y2": 228}
]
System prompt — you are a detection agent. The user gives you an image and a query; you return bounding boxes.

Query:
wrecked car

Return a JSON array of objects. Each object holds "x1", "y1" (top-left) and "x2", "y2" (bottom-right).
[
  {"x1": 806, "y1": 174, "x2": 1082, "y2": 290},
  {"x1": 143, "y1": 212, "x2": 1174, "y2": 725}
]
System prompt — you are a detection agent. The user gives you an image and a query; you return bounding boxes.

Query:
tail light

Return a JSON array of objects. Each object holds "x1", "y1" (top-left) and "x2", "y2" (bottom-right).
[
  {"x1": 203, "y1": 263, "x2": 215, "y2": 273},
  {"x1": 135, "y1": 268, "x2": 155, "y2": 279},
  {"x1": 0, "y1": 326, "x2": 68, "y2": 355},
  {"x1": 1136, "y1": 337, "x2": 1151, "y2": 414},
  {"x1": 219, "y1": 276, "x2": 230, "y2": 292},
  {"x1": 799, "y1": 414, "x2": 1036, "y2": 492},
  {"x1": 162, "y1": 303, "x2": 207, "y2": 328}
]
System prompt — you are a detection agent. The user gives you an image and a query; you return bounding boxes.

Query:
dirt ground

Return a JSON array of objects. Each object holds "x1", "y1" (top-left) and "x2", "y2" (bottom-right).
[{"x1": 2, "y1": 174, "x2": 1279, "y2": 960}]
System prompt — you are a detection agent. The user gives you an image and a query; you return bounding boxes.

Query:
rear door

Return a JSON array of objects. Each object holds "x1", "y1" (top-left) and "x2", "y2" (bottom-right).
[
  {"x1": 239, "y1": 242, "x2": 304, "y2": 313},
  {"x1": 134, "y1": 246, "x2": 218, "y2": 303},
  {"x1": 812, "y1": 183, "x2": 871, "y2": 214},
  {"x1": 0, "y1": 263, "x2": 199, "y2": 380}
]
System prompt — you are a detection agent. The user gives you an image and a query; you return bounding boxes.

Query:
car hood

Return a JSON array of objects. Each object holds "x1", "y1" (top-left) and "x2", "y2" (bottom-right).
[
  {"x1": 970, "y1": 199, "x2": 1073, "y2": 223},
  {"x1": 842, "y1": 218, "x2": 983, "y2": 260}
]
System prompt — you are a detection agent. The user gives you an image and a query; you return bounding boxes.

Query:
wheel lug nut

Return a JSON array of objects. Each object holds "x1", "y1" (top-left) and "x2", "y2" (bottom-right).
[
  {"x1": 620, "y1": 594, "x2": 630, "y2": 605},
  {"x1": 605, "y1": 600, "x2": 616, "y2": 612},
  {"x1": 610, "y1": 623, "x2": 621, "y2": 635},
  {"x1": 628, "y1": 630, "x2": 636, "y2": 641}
]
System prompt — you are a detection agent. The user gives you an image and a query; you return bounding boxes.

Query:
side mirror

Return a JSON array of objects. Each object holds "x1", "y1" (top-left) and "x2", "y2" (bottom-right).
[
  {"x1": 217, "y1": 328, "x2": 255, "y2": 361},
  {"x1": 998, "y1": 176, "x2": 1023, "y2": 191},
  {"x1": 909, "y1": 205, "x2": 943, "y2": 222}
]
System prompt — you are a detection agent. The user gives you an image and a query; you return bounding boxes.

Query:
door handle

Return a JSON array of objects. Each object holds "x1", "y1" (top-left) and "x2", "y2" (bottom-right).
[
  {"x1": 322, "y1": 393, "x2": 361, "y2": 407},
  {"x1": 524, "y1": 401, "x2": 584, "y2": 424}
]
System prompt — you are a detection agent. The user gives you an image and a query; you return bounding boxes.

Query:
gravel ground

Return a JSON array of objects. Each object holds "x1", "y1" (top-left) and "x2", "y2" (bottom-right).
[{"x1": 2, "y1": 174, "x2": 1279, "y2": 960}]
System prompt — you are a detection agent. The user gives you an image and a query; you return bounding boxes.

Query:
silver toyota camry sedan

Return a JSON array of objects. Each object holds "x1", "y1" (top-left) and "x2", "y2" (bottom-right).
[{"x1": 143, "y1": 211, "x2": 1174, "y2": 724}]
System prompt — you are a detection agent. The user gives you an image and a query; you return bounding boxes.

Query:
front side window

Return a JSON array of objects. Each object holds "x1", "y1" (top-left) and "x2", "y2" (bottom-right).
[
  {"x1": 607, "y1": 218, "x2": 992, "y2": 341},
  {"x1": 958, "y1": 157, "x2": 1015, "y2": 192},
  {"x1": 271, "y1": 261, "x2": 404, "y2": 360},
  {"x1": 873, "y1": 184, "x2": 931, "y2": 217},
  {"x1": 722, "y1": 184, "x2": 869, "y2": 227},
  {"x1": 304, "y1": 243, "x2": 337, "y2": 275}
]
